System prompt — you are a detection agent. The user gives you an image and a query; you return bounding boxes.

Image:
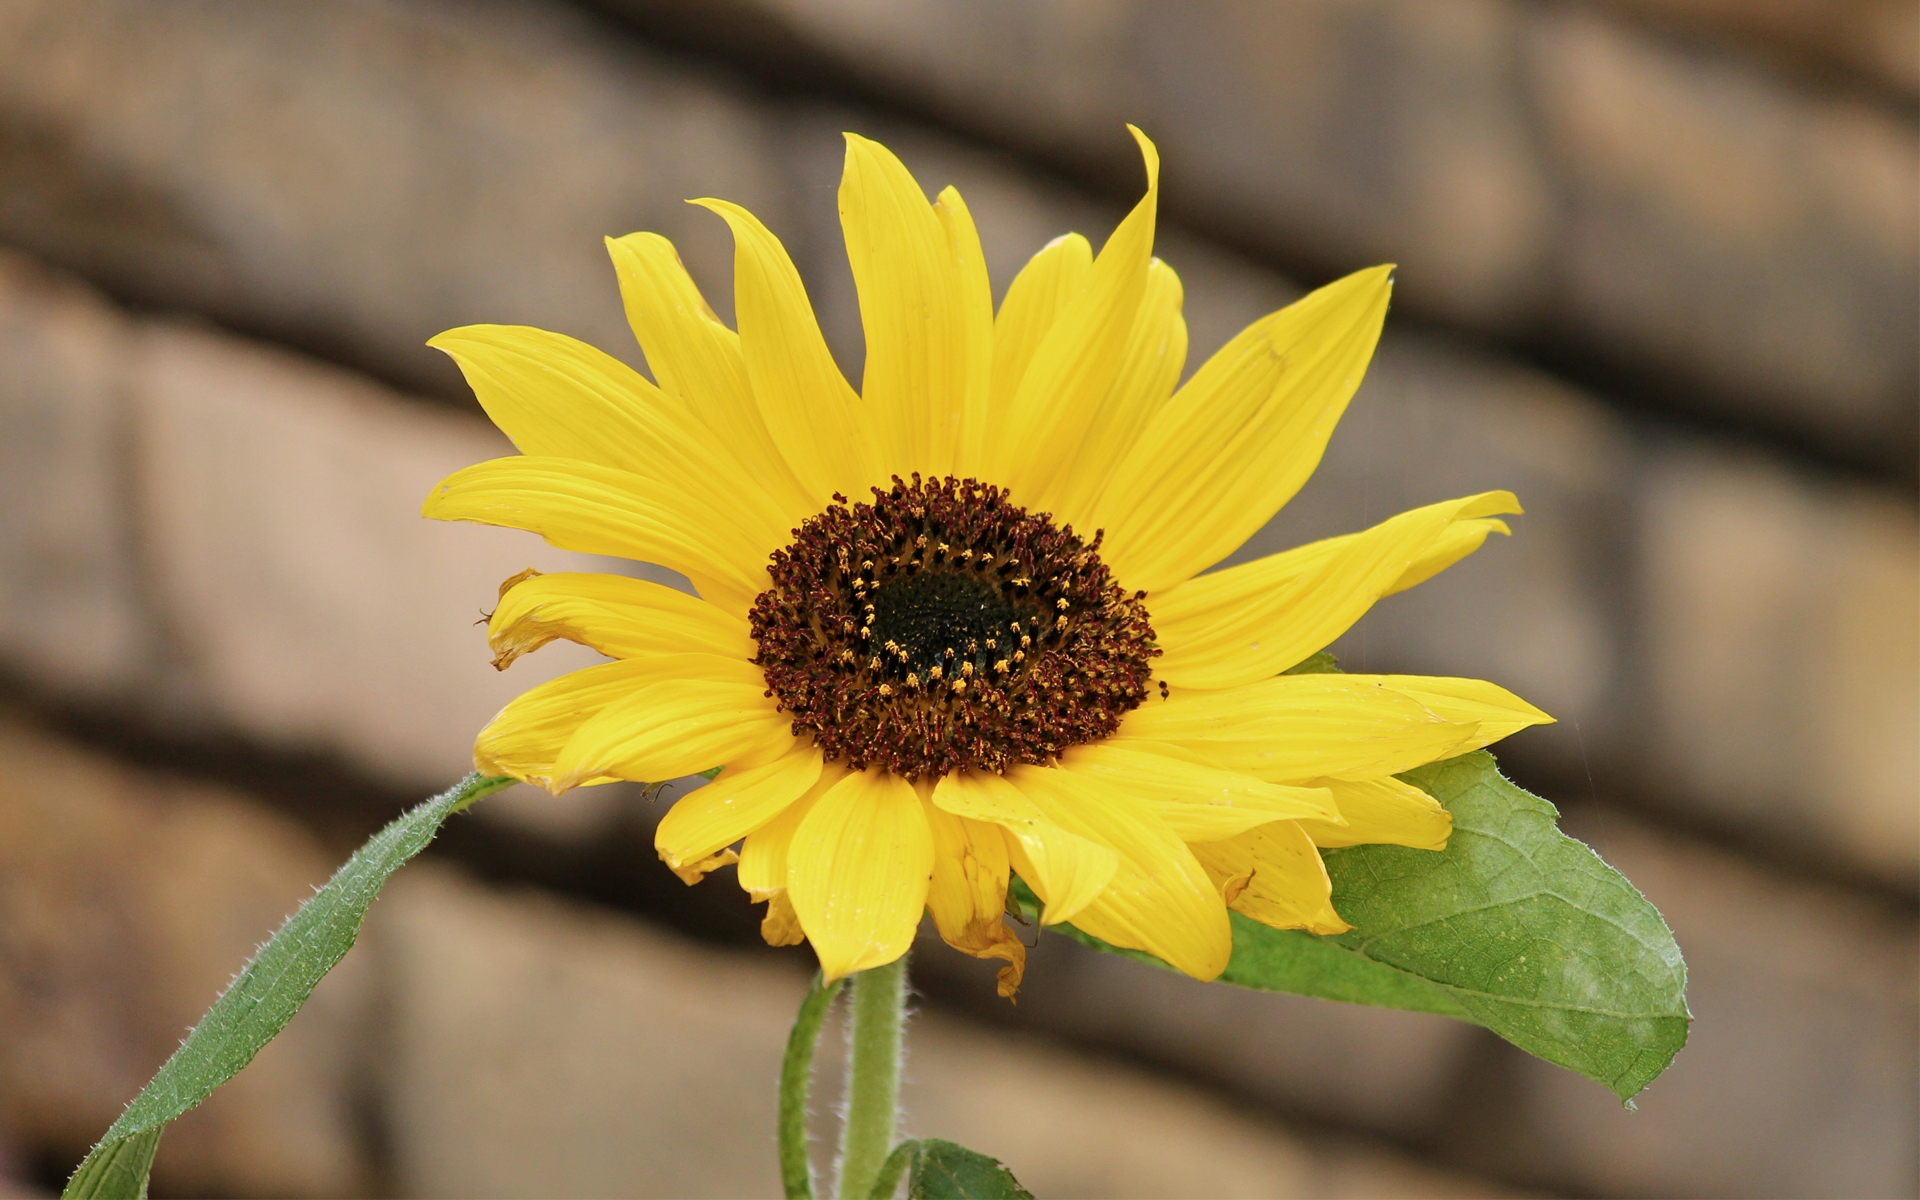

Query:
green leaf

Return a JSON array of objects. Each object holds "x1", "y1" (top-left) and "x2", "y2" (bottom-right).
[
  {"x1": 1048, "y1": 751, "x2": 1689, "y2": 1100},
  {"x1": 870, "y1": 1140, "x2": 1033, "y2": 1200},
  {"x1": 1279, "y1": 649, "x2": 1342, "y2": 675},
  {"x1": 63, "y1": 772, "x2": 515, "y2": 1199}
]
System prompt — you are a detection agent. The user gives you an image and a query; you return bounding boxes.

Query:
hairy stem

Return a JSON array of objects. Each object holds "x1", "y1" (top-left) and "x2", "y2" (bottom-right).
[
  {"x1": 779, "y1": 973, "x2": 844, "y2": 1200},
  {"x1": 835, "y1": 955, "x2": 909, "y2": 1199}
]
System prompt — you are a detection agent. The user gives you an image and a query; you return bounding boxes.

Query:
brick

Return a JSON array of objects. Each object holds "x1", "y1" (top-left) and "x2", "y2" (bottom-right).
[
  {"x1": 619, "y1": 0, "x2": 1918, "y2": 464},
  {"x1": 0, "y1": 717, "x2": 1507, "y2": 1197},
  {"x1": 3, "y1": 99, "x2": 1908, "y2": 881},
  {"x1": 1255, "y1": 336, "x2": 1639, "y2": 754},
  {"x1": 1459, "y1": 807, "x2": 1920, "y2": 1198},
  {"x1": 0, "y1": 5, "x2": 1905, "y2": 1196},
  {"x1": 0, "y1": 251, "x2": 151, "y2": 700},
  {"x1": 127, "y1": 317, "x2": 629, "y2": 789},
  {"x1": 1600, "y1": 0, "x2": 1919, "y2": 97},
  {"x1": 0, "y1": 1, "x2": 1908, "y2": 873},
  {"x1": 9, "y1": 0, "x2": 1916, "y2": 459},
  {"x1": 1527, "y1": 3, "x2": 1919, "y2": 447},
  {"x1": 0, "y1": 718, "x2": 373, "y2": 1197},
  {"x1": 1638, "y1": 443, "x2": 1919, "y2": 886},
  {"x1": 912, "y1": 924, "x2": 1483, "y2": 1139},
  {"x1": 0, "y1": 248, "x2": 657, "y2": 800},
  {"x1": 0, "y1": 0, "x2": 791, "y2": 399},
  {"x1": 368, "y1": 863, "x2": 1503, "y2": 1199}
]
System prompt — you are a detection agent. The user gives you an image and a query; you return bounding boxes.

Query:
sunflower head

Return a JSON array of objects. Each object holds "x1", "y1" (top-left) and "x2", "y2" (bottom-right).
[
  {"x1": 752, "y1": 472, "x2": 1158, "y2": 778},
  {"x1": 424, "y1": 127, "x2": 1551, "y2": 989}
]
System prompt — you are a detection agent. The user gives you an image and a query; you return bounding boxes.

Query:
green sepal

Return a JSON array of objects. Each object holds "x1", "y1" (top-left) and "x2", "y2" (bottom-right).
[
  {"x1": 870, "y1": 1140, "x2": 1033, "y2": 1199},
  {"x1": 1037, "y1": 751, "x2": 1690, "y2": 1100},
  {"x1": 62, "y1": 772, "x2": 516, "y2": 1199}
]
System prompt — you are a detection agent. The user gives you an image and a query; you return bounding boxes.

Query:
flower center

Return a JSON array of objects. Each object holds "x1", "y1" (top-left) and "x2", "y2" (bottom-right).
[{"x1": 751, "y1": 474, "x2": 1159, "y2": 778}]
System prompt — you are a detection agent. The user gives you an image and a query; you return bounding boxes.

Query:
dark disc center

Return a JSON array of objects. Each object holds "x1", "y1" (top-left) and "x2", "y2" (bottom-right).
[{"x1": 868, "y1": 568, "x2": 1022, "y2": 679}]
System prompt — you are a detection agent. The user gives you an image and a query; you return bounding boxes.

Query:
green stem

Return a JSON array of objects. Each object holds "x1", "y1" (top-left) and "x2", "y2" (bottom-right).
[
  {"x1": 835, "y1": 954, "x2": 909, "y2": 1200},
  {"x1": 779, "y1": 973, "x2": 844, "y2": 1200},
  {"x1": 866, "y1": 1141, "x2": 917, "y2": 1200}
]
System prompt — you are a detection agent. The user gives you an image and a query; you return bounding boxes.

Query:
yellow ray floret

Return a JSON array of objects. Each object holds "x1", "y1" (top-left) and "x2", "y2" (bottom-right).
[
  {"x1": 787, "y1": 770, "x2": 935, "y2": 980},
  {"x1": 424, "y1": 125, "x2": 1551, "y2": 987},
  {"x1": 1150, "y1": 492, "x2": 1522, "y2": 688},
  {"x1": 484, "y1": 569, "x2": 755, "y2": 669},
  {"x1": 922, "y1": 796, "x2": 1025, "y2": 997}
]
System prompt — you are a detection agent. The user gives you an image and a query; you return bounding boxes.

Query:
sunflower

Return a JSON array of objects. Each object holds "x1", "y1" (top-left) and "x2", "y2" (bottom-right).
[{"x1": 424, "y1": 127, "x2": 1550, "y2": 994}]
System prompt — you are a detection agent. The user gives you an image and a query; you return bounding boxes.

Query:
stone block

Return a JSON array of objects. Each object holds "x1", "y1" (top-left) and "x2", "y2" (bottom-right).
[
  {"x1": 0, "y1": 718, "x2": 373, "y2": 1197},
  {"x1": 617, "y1": 0, "x2": 1918, "y2": 464},
  {"x1": 1456, "y1": 807, "x2": 1920, "y2": 1198},
  {"x1": 127, "y1": 317, "x2": 625, "y2": 790},
  {"x1": 0, "y1": 717, "x2": 1509, "y2": 1197},
  {"x1": 1637, "y1": 442, "x2": 1919, "y2": 886},
  {"x1": 0, "y1": 0, "x2": 1908, "y2": 873},
  {"x1": 368, "y1": 863, "x2": 1502, "y2": 1199},
  {"x1": 1527, "y1": 3, "x2": 1919, "y2": 449},
  {"x1": 0, "y1": 243, "x2": 655, "y2": 800},
  {"x1": 0, "y1": 251, "x2": 151, "y2": 700},
  {"x1": 1601, "y1": 0, "x2": 1919, "y2": 97},
  {"x1": 5, "y1": 89, "x2": 1908, "y2": 880},
  {"x1": 1256, "y1": 336, "x2": 1639, "y2": 760},
  {"x1": 897, "y1": 1016, "x2": 1515, "y2": 1199},
  {"x1": 0, "y1": 0, "x2": 790, "y2": 399},
  {"x1": 913, "y1": 924, "x2": 1483, "y2": 1140}
]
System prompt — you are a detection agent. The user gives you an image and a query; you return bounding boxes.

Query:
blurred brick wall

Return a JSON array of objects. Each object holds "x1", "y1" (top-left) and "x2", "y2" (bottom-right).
[{"x1": 0, "y1": 2, "x2": 1911, "y2": 1197}]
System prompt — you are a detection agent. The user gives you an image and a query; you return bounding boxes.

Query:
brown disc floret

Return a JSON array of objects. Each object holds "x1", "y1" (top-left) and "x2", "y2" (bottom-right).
[{"x1": 750, "y1": 475, "x2": 1159, "y2": 778}]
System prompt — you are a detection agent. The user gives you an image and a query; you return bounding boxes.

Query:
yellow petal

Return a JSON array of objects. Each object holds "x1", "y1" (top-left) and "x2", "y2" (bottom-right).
[
  {"x1": 1189, "y1": 821, "x2": 1350, "y2": 935},
  {"x1": 551, "y1": 668, "x2": 792, "y2": 791},
  {"x1": 661, "y1": 848, "x2": 739, "y2": 887},
  {"x1": 655, "y1": 740, "x2": 824, "y2": 870},
  {"x1": 1296, "y1": 776, "x2": 1451, "y2": 850},
  {"x1": 691, "y1": 197, "x2": 880, "y2": 506},
  {"x1": 1010, "y1": 765, "x2": 1232, "y2": 981},
  {"x1": 422, "y1": 456, "x2": 768, "y2": 614},
  {"x1": 474, "y1": 654, "x2": 746, "y2": 789},
  {"x1": 1047, "y1": 257, "x2": 1188, "y2": 531},
  {"x1": 486, "y1": 570, "x2": 754, "y2": 669},
  {"x1": 604, "y1": 232, "x2": 812, "y2": 518},
  {"x1": 788, "y1": 770, "x2": 935, "y2": 981},
  {"x1": 1367, "y1": 675, "x2": 1555, "y2": 749},
  {"x1": 1387, "y1": 517, "x2": 1513, "y2": 596},
  {"x1": 923, "y1": 796, "x2": 1025, "y2": 998},
  {"x1": 931, "y1": 769, "x2": 1117, "y2": 926},
  {"x1": 995, "y1": 127, "x2": 1160, "y2": 501},
  {"x1": 737, "y1": 762, "x2": 843, "y2": 894},
  {"x1": 1116, "y1": 674, "x2": 1479, "y2": 784},
  {"x1": 985, "y1": 233, "x2": 1092, "y2": 468},
  {"x1": 1152, "y1": 492, "x2": 1521, "y2": 689},
  {"x1": 1096, "y1": 265, "x2": 1395, "y2": 593},
  {"x1": 427, "y1": 325, "x2": 792, "y2": 554},
  {"x1": 1057, "y1": 741, "x2": 1338, "y2": 841},
  {"x1": 759, "y1": 889, "x2": 807, "y2": 946},
  {"x1": 934, "y1": 185, "x2": 995, "y2": 479},
  {"x1": 839, "y1": 134, "x2": 969, "y2": 477}
]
